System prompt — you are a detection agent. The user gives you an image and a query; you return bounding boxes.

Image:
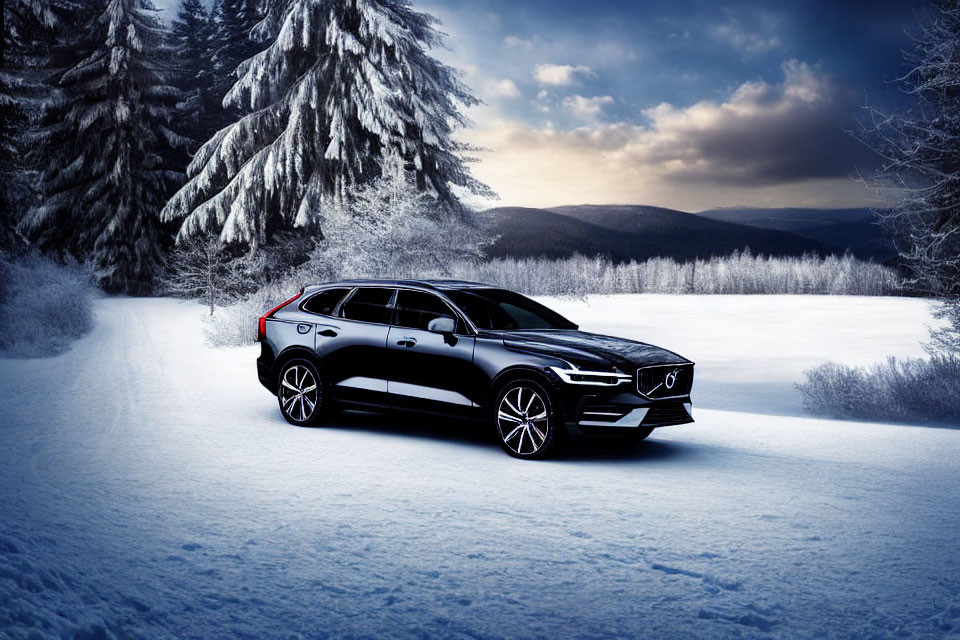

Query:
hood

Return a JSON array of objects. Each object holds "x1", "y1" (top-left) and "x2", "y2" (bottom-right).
[{"x1": 489, "y1": 330, "x2": 690, "y2": 370}]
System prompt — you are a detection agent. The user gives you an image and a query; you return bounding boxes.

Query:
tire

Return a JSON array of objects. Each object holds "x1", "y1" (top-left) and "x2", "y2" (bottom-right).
[
  {"x1": 493, "y1": 378, "x2": 566, "y2": 459},
  {"x1": 277, "y1": 358, "x2": 330, "y2": 426}
]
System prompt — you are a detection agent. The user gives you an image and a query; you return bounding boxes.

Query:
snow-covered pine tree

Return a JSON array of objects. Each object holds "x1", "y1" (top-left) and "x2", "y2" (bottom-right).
[
  {"x1": 162, "y1": 0, "x2": 494, "y2": 253},
  {"x1": 22, "y1": 0, "x2": 185, "y2": 294},
  {"x1": 0, "y1": 0, "x2": 29, "y2": 244},
  {"x1": 170, "y1": 0, "x2": 217, "y2": 150},
  {"x1": 0, "y1": 0, "x2": 76, "y2": 249},
  {"x1": 250, "y1": 0, "x2": 285, "y2": 42},
  {"x1": 209, "y1": 0, "x2": 261, "y2": 126}
]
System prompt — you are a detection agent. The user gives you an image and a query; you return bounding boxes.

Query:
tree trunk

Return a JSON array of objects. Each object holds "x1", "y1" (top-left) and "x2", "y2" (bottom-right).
[
  {"x1": 207, "y1": 248, "x2": 215, "y2": 315},
  {"x1": 1, "y1": 0, "x2": 6, "y2": 68}
]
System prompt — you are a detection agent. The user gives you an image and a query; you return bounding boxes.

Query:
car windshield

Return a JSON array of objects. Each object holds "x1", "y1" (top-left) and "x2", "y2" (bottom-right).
[{"x1": 445, "y1": 289, "x2": 577, "y2": 331}]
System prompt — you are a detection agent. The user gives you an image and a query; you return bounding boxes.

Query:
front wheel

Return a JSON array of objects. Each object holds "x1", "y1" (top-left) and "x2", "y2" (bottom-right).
[
  {"x1": 494, "y1": 379, "x2": 565, "y2": 459},
  {"x1": 277, "y1": 359, "x2": 330, "y2": 426}
]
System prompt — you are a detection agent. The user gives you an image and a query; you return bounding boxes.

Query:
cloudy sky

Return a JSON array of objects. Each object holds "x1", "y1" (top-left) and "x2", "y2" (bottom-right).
[{"x1": 157, "y1": 0, "x2": 924, "y2": 211}]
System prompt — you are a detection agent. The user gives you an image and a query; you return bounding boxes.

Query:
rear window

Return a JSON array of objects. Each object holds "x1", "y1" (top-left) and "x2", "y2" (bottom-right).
[
  {"x1": 301, "y1": 288, "x2": 349, "y2": 316},
  {"x1": 340, "y1": 288, "x2": 395, "y2": 324}
]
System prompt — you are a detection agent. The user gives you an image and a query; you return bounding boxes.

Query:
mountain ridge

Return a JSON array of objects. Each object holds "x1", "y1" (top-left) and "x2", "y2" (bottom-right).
[
  {"x1": 481, "y1": 204, "x2": 893, "y2": 263},
  {"x1": 695, "y1": 206, "x2": 894, "y2": 260}
]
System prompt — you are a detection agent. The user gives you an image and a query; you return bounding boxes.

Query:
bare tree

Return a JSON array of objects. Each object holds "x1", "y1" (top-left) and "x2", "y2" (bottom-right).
[
  {"x1": 163, "y1": 237, "x2": 252, "y2": 315},
  {"x1": 299, "y1": 154, "x2": 491, "y2": 282},
  {"x1": 858, "y1": 1, "x2": 960, "y2": 297}
]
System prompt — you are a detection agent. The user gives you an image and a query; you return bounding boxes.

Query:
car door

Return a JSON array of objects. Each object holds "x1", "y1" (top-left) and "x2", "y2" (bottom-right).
[
  {"x1": 317, "y1": 286, "x2": 396, "y2": 408},
  {"x1": 387, "y1": 289, "x2": 479, "y2": 416}
]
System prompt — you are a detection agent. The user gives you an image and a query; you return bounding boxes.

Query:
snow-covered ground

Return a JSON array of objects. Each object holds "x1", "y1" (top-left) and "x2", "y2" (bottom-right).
[
  {"x1": 548, "y1": 294, "x2": 937, "y2": 417},
  {"x1": 1, "y1": 295, "x2": 958, "y2": 639}
]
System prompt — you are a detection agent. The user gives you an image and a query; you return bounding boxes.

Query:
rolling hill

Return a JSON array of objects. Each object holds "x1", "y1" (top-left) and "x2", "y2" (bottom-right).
[{"x1": 482, "y1": 205, "x2": 832, "y2": 262}]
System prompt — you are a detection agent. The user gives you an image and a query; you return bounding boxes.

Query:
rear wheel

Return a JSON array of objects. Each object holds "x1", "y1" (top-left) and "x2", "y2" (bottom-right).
[
  {"x1": 494, "y1": 379, "x2": 565, "y2": 459},
  {"x1": 277, "y1": 359, "x2": 329, "y2": 426}
]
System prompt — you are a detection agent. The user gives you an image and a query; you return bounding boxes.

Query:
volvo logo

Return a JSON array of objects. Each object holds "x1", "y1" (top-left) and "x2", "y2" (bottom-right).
[{"x1": 664, "y1": 368, "x2": 680, "y2": 390}]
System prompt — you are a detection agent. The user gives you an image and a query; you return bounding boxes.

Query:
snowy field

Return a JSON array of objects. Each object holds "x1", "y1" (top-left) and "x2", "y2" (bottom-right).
[{"x1": 1, "y1": 294, "x2": 959, "y2": 639}]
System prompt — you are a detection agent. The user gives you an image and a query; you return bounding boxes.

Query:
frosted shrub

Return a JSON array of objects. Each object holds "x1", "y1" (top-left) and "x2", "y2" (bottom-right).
[
  {"x1": 796, "y1": 362, "x2": 871, "y2": 419},
  {"x1": 797, "y1": 356, "x2": 960, "y2": 426},
  {"x1": 202, "y1": 283, "x2": 290, "y2": 348},
  {"x1": 0, "y1": 253, "x2": 96, "y2": 357}
]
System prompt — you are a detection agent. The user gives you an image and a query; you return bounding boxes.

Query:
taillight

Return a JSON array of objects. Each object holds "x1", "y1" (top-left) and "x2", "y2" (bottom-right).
[
  {"x1": 256, "y1": 288, "x2": 304, "y2": 342},
  {"x1": 256, "y1": 316, "x2": 268, "y2": 343}
]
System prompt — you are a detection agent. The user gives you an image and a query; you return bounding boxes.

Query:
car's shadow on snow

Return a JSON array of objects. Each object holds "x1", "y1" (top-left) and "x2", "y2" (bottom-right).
[
  {"x1": 326, "y1": 410, "x2": 491, "y2": 448},
  {"x1": 321, "y1": 410, "x2": 701, "y2": 464},
  {"x1": 558, "y1": 436, "x2": 700, "y2": 463}
]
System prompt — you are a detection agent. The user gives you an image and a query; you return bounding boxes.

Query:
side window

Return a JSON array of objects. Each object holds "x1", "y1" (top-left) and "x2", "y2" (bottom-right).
[
  {"x1": 301, "y1": 288, "x2": 349, "y2": 316},
  {"x1": 446, "y1": 293, "x2": 499, "y2": 330},
  {"x1": 340, "y1": 288, "x2": 395, "y2": 324},
  {"x1": 394, "y1": 290, "x2": 457, "y2": 331}
]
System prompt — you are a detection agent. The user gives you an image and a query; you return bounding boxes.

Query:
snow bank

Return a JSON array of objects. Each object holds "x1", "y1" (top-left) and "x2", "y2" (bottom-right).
[{"x1": 0, "y1": 254, "x2": 96, "y2": 358}]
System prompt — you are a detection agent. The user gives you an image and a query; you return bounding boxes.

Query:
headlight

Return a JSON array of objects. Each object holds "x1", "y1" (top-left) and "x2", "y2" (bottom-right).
[{"x1": 548, "y1": 366, "x2": 632, "y2": 386}]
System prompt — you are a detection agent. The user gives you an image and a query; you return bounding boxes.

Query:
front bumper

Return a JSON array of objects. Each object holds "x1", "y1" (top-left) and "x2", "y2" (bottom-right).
[{"x1": 551, "y1": 383, "x2": 694, "y2": 437}]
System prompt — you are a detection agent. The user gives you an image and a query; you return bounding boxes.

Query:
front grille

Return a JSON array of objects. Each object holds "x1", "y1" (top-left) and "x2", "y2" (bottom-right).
[
  {"x1": 637, "y1": 363, "x2": 693, "y2": 399},
  {"x1": 643, "y1": 403, "x2": 693, "y2": 427}
]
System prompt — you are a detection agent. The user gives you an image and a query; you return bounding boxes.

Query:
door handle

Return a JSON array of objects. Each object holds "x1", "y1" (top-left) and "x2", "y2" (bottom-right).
[
  {"x1": 318, "y1": 329, "x2": 338, "y2": 337},
  {"x1": 396, "y1": 337, "x2": 417, "y2": 347}
]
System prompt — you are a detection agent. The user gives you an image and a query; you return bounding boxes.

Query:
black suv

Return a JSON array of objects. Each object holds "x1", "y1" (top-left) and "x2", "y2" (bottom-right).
[{"x1": 256, "y1": 280, "x2": 694, "y2": 459}]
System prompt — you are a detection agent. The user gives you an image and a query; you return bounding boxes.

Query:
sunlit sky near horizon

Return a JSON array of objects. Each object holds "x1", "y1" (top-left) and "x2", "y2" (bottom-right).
[{"x1": 155, "y1": 0, "x2": 925, "y2": 211}]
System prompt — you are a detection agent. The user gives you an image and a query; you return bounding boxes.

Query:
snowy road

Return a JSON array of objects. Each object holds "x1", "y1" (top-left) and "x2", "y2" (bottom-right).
[{"x1": 1, "y1": 295, "x2": 959, "y2": 639}]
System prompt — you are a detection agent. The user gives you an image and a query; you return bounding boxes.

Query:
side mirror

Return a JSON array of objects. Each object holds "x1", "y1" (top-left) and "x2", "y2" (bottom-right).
[{"x1": 427, "y1": 316, "x2": 456, "y2": 334}]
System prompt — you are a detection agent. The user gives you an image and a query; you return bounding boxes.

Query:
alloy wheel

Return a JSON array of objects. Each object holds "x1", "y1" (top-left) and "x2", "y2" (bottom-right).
[
  {"x1": 497, "y1": 385, "x2": 550, "y2": 456},
  {"x1": 279, "y1": 364, "x2": 319, "y2": 423}
]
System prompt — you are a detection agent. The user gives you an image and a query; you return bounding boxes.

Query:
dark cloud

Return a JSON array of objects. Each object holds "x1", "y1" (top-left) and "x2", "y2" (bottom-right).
[{"x1": 613, "y1": 60, "x2": 878, "y2": 186}]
